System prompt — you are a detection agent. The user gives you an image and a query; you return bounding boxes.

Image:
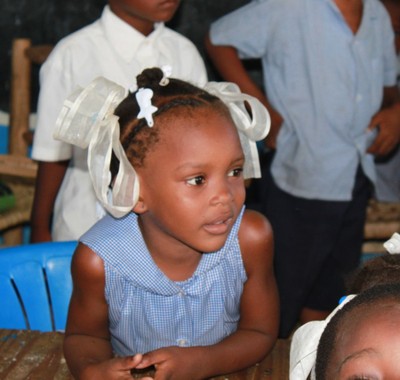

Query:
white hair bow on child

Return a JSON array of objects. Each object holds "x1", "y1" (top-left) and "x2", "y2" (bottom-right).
[
  {"x1": 290, "y1": 232, "x2": 400, "y2": 379},
  {"x1": 289, "y1": 295, "x2": 356, "y2": 380},
  {"x1": 204, "y1": 81, "x2": 270, "y2": 179},
  {"x1": 54, "y1": 77, "x2": 138, "y2": 218},
  {"x1": 53, "y1": 75, "x2": 271, "y2": 218}
]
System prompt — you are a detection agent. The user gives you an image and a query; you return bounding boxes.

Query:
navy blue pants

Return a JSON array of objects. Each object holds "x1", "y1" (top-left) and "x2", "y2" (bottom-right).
[{"x1": 258, "y1": 155, "x2": 372, "y2": 338}]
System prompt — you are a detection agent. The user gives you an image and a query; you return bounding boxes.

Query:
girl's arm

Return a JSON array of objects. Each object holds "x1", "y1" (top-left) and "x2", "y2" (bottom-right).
[
  {"x1": 30, "y1": 160, "x2": 69, "y2": 242},
  {"x1": 136, "y1": 209, "x2": 279, "y2": 379},
  {"x1": 64, "y1": 243, "x2": 144, "y2": 379}
]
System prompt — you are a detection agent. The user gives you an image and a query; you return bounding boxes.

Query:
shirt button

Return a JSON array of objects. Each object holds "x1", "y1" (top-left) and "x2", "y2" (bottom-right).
[
  {"x1": 355, "y1": 94, "x2": 363, "y2": 102},
  {"x1": 177, "y1": 339, "x2": 188, "y2": 347}
]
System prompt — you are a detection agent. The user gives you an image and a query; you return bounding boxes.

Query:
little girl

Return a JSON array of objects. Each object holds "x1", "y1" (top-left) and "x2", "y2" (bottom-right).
[
  {"x1": 55, "y1": 67, "x2": 279, "y2": 379},
  {"x1": 316, "y1": 283, "x2": 400, "y2": 379}
]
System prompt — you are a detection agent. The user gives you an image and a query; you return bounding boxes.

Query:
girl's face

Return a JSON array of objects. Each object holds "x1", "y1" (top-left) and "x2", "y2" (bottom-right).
[
  {"x1": 328, "y1": 302, "x2": 400, "y2": 379},
  {"x1": 108, "y1": 0, "x2": 181, "y2": 35},
  {"x1": 135, "y1": 107, "x2": 246, "y2": 258}
]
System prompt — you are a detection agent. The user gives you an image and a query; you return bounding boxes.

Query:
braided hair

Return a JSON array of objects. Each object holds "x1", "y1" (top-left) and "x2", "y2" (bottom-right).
[
  {"x1": 110, "y1": 67, "x2": 230, "y2": 177},
  {"x1": 348, "y1": 254, "x2": 400, "y2": 294}
]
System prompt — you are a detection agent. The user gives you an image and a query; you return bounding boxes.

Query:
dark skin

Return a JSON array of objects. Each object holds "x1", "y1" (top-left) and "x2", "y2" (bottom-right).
[
  {"x1": 30, "y1": 160, "x2": 68, "y2": 243},
  {"x1": 65, "y1": 211, "x2": 277, "y2": 380},
  {"x1": 64, "y1": 109, "x2": 279, "y2": 379},
  {"x1": 30, "y1": 0, "x2": 182, "y2": 243}
]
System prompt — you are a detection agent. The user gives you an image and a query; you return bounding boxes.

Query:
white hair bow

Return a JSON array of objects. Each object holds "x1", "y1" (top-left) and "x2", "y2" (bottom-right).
[
  {"x1": 289, "y1": 295, "x2": 356, "y2": 380},
  {"x1": 54, "y1": 77, "x2": 139, "y2": 218},
  {"x1": 204, "y1": 81, "x2": 270, "y2": 179},
  {"x1": 53, "y1": 77, "x2": 271, "y2": 219}
]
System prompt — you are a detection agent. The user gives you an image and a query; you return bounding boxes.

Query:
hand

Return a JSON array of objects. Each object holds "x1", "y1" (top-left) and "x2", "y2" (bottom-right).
[
  {"x1": 136, "y1": 346, "x2": 205, "y2": 380},
  {"x1": 80, "y1": 354, "x2": 147, "y2": 380},
  {"x1": 367, "y1": 105, "x2": 400, "y2": 156}
]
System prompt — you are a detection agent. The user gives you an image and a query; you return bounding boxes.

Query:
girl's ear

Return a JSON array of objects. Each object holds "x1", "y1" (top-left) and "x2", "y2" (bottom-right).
[{"x1": 133, "y1": 196, "x2": 148, "y2": 214}]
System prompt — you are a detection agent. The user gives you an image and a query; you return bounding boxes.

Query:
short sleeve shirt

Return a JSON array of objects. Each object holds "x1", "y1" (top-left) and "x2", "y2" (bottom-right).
[{"x1": 210, "y1": 0, "x2": 397, "y2": 200}]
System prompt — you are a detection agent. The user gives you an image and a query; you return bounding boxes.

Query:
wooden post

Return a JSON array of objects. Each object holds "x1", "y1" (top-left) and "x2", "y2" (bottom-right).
[
  {"x1": 9, "y1": 38, "x2": 31, "y2": 156},
  {"x1": 3, "y1": 38, "x2": 32, "y2": 245}
]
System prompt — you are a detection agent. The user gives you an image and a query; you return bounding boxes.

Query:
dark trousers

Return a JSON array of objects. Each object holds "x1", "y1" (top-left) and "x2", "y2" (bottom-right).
[{"x1": 256, "y1": 155, "x2": 372, "y2": 338}]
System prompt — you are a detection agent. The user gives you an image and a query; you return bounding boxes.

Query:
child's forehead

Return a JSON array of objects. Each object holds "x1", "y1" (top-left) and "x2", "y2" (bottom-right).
[
  {"x1": 339, "y1": 299, "x2": 400, "y2": 335},
  {"x1": 146, "y1": 107, "x2": 242, "y2": 161},
  {"x1": 157, "y1": 104, "x2": 235, "y2": 133}
]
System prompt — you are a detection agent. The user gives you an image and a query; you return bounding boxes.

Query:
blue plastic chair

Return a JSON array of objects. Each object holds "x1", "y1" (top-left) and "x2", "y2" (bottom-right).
[{"x1": 0, "y1": 241, "x2": 77, "y2": 331}]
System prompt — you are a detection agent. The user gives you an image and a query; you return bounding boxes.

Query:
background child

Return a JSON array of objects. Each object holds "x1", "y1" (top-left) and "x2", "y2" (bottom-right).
[
  {"x1": 375, "y1": 0, "x2": 400, "y2": 203},
  {"x1": 348, "y1": 253, "x2": 400, "y2": 293},
  {"x1": 290, "y1": 233, "x2": 400, "y2": 380},
  {"x1": 30, "y1": 0, "x2": 208, "y2": 242},
  {"x1": 315, "y1": 283, "x2": 400, "y2": 379},
  {"x1": 57, "y1": 67, "x2": 278, "y2": 379},
  {"x1": 205, "y1": 0, "x2": 400, "y2": 338}
]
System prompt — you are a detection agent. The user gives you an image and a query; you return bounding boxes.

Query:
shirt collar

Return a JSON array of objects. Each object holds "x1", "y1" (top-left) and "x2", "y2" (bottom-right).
[{"x1": 100, "y1": 5, "x2": 165, "y2": 63}]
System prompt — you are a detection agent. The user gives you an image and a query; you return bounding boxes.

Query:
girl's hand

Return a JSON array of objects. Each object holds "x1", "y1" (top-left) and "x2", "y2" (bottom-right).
[
  {"x1": 80, "y1": 354, "x2": 147, "y2": 380},
  {"x1": 136, "y1": 346, "x2": 205, "y2": 380}
]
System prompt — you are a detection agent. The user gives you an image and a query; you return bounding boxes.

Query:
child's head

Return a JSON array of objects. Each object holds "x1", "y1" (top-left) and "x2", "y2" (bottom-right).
[
  {"x1": 113, "y1": 67, "x2": 248, "y2": 252},
  {"x1": 348, "y1": 253, "x2": 400, "y2": 293},
  {"x1": 108, "y1": 0, "x2": 181, "y2": 35},
  {"x1": 54, "y1": 67, "x2": 269, "y2": 251},
  {"x1": 315, "y1": 283, "x2": 400, "y2": 379},
  {"x1": 112, "y1": 67, "x2": 231, "y2": 170}
]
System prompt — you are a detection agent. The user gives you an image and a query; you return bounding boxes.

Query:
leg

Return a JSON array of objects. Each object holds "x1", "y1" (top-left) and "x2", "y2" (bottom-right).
[
  {"x1": 304, "y1": 167, "x2": 372, "y2": 316},
  {"x1": 264, "y1": 176, "x2": 348, "y2": 338}
]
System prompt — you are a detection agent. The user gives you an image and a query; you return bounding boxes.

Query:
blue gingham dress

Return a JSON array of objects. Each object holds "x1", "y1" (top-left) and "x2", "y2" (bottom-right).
[{"x1": 80, "y1": 207, "x2": 247, "y2": 355}]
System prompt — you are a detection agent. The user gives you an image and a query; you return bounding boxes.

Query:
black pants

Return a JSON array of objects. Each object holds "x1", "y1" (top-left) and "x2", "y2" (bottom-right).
[{"x1": 258, "y1": 156, "x2": 372, "y2": 338}]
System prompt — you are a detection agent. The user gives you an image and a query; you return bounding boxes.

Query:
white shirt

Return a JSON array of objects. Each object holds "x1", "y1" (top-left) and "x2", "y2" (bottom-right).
[{"x1": 32, "y1": 5, "x2": 207, "y2": 241}]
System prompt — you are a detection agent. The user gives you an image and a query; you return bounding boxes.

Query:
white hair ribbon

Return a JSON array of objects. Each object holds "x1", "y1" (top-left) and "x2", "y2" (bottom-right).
[
  {"x1": 54, "y1": 77, "x2": 139, "y2": 218},
  {"x1": 204, "y1": 81, "x2": 270, "y2": 179},
  {"x1": 383, "y1": 232, "x2": 400, "y2": 254},
  {"x1": 289, "y1": 294, "x2": 356, "y2": 380}
]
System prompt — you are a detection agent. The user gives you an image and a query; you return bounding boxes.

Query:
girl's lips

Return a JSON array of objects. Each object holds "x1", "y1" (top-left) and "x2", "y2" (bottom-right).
[
  {"x1": 159, "y1": 0, "x2": 179, "y2": 9},
  {"x1": 203, "y1": 216, "x2": 233, "y2": 235}
]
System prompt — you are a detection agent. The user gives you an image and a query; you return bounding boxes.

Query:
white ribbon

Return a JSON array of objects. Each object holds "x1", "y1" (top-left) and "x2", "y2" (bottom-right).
[
  {"x1": 289, "y1": 294, "x2": 356, "y2": 380},
  {"x1": 54, "y1": 77, "x2": 138, "y2": 218},
  {"x1": 53, "y1": 77, "x2": 271, "y2": 218},
  {"x1": 204, "y1": 81, "x2": 270, "y2": 179}
]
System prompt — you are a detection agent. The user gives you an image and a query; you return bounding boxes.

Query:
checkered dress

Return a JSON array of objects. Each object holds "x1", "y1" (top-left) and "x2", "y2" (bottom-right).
[{"x1": 80, "y1": 207, "x2": 247, "y2": 355}]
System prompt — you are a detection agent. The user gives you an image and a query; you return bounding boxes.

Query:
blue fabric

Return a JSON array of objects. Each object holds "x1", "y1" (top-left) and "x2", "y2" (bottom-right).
[
  {"x1": 210, "y1": 0, "x2": 398, "y2": 201},
  {"x1": 80, "y1": 207, "x2": 247, "y2": 355}
]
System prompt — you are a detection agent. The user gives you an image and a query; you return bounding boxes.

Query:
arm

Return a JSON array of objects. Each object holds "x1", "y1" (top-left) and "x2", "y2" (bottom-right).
[
  {"x1": 204, "y1": 33, "x2": 283, "y2": 149},
  {"x1": 30, "y1": 160, "x2": 69, "y2": 242},
  {"x1": 64, "y1": 243, "x2": 144, "y2": 379},
  {"x1": 368, "y1": 85, "x2": 400, "y2": 156},
  {"x1": 136, "y1": 210, "x2": 279, "y2": 380}
]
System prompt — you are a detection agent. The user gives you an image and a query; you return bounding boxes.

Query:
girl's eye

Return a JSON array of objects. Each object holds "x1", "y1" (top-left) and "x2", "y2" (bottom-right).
[
  {"x1": 228, "y1": 168, "x2": 243, "y2": 177},
  {"x1": 187, "y1": 176, "x2": 206, "y2": 186}
]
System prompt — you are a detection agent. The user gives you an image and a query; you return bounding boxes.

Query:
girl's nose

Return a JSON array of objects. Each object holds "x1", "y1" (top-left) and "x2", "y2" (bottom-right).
[{"x1": 210, "y1": 180, "x2": 234, "y2": 206}]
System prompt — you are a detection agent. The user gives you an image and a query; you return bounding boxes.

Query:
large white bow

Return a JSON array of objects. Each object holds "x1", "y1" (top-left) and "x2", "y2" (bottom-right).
[
  {"x1": 204, "y1": 81, "x2": 270, "y2": 179},
  {"x1": 54, "y1": 77, "x2": 271, "y2": 219},
  {"x1": 54, "y1": 77, "x2": 138, "y2": 218}
]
